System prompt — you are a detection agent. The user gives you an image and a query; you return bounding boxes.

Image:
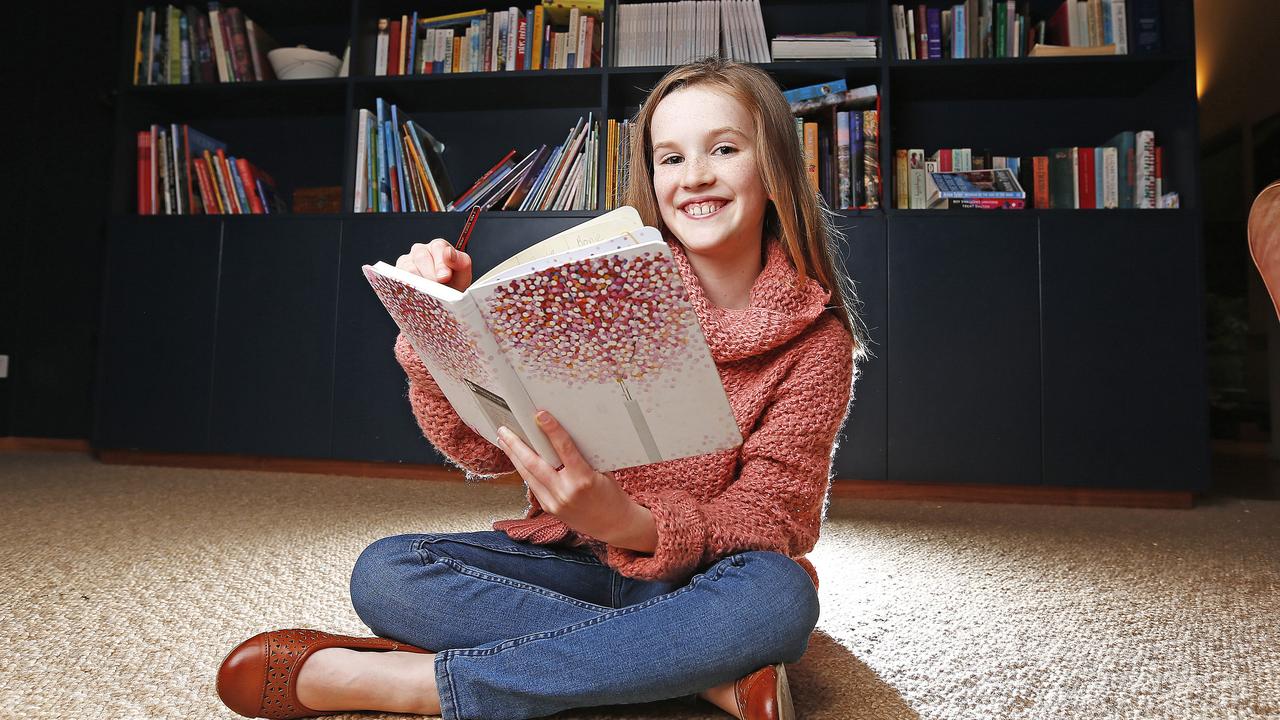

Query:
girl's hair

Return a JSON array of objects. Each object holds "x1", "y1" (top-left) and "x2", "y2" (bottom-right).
[{"x1": 622, "y1": 57, "x2": 872, "y2": 363}]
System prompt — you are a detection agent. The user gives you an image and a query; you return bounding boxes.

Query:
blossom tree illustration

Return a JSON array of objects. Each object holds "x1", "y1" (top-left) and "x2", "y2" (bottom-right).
[
  {"x1": 482, "y1": 251, "x2": 700, "y2": 463},
  {"x1": 363, "y1": 267, "x2": 497, "y2": 391}
]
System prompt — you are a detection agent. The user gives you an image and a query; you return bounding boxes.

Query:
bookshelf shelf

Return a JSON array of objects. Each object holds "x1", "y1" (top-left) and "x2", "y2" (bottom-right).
[{"x1": 101, "y1": 0, "x2": 1207, "y2": 492}]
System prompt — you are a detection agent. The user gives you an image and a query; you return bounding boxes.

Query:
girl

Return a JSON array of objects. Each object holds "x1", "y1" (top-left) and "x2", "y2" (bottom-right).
[{"x1": 217, "y1": 57, "x2": 869, "y2": 720}]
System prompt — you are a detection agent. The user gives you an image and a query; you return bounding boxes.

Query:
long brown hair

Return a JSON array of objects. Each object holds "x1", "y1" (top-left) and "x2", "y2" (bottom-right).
[{"x1": 622, "y1": 58, "x2": 872, "y2": 362}]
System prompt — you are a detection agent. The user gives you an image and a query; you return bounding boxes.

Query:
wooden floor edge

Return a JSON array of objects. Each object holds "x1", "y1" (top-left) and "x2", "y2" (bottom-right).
[
  {"x1": 0, "y1": 437, "x2": 92, "y2": 452},
  {"x1": 90, "y1": 449, "x2": 1197, "y2": 508}
]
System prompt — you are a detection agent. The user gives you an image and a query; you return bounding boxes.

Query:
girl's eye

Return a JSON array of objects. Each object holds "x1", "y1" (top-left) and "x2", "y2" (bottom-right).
[
  {"x1": 714, "y1": 145, "x2": 736, "y2": 155},
  {"x1": 659, "y1": 155, "x2": 682, "y2": 165}
]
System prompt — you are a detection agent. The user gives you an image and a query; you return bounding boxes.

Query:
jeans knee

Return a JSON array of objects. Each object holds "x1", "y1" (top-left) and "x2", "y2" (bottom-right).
[
  {"x1": 739, "y1": 551, "x2": 820, "y2": 660},
  {"x1": 349, "y1": 534, "x2": 417, "y2": 630}
]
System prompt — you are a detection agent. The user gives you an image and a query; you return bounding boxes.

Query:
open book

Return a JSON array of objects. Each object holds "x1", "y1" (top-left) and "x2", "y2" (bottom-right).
[{"x1": 362, "y1": 206, "x2": 743, "y2": 472}]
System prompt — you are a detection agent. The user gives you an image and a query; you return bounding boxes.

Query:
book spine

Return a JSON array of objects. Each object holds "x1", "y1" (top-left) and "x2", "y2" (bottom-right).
[
  {"x1": 1078, "y1": 146, "x2": 1096, "y2": 208},
  {"x1": 1102, "y1": 146, "x2": 1119, "y2": 208},
  {"x1": 385, "y1": 123, "x2": 402, "y2": 212},
  {"x1": 235, "y1": 158, "x2": 266, "y2": 213},
  {"x1": 850, "y1": 111, "x2": 864, "y2": 207},
  {"x1": 193, "y1": 157, "x2": 218, "y2": 214},
  {"x1": 927, "y1": 7, "x2": 943, "y2": 58},
  {"x1": 532, "y1": 6, "x2": 545, "y2": 70},
  {"x1": 1033, "y1": 155, "x2": 1049, "y2": 209},
  {"x1": 227, "y1": 155, "x2": 250, "y2": 213},
  {"x1": 137, "y1": 130, "x2": 151, "y2": 214},
  {"x1": 945, "y1": 197, "x2": 1026, "y2": 209},
  {"x1": 862, "y1": 110, "x2": 880, "y2": 208},
  {"x1": 907, "y1": 148, "x2": 926, "y2": 209},
  {"x1": 804, "y1": 122, "x2": 819, "y2": 193},
  {"x1": 1136, "y1": 130, "x2": 1155, "y2": 208},
  {"x1": 836, "y1": 111, "x2": 851, "y2": 209},
  {"x1": 225, "y1": 7, "x2": 253, "y2": 81}
]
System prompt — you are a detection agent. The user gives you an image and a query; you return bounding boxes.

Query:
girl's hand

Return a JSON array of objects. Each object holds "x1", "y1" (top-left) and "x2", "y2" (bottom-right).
[
  {"x1": 396, "y1": 238, "x2": 473, "y2": 293},
  {"x1": 495, "y1": 410, "x2": 650, "y2": 548}
]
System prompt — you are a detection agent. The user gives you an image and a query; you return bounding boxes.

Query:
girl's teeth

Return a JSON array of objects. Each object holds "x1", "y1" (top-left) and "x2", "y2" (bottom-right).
[{"x1": 685, "y1": 202, "x2": 724, "y2": 217}]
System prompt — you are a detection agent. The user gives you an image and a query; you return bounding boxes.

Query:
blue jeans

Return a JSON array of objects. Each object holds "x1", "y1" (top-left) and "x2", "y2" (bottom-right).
[{"x1": 348, "y1": 530, "x2": 820, "y2": 720}]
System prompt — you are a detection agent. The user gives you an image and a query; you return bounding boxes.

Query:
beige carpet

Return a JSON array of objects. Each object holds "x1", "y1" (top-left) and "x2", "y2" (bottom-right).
[{"x1": 1, "y1": 451, "x2": 1277, "y2": 720}]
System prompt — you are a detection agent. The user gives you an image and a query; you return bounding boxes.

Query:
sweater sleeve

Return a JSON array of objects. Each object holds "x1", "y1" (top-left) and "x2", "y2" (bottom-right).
[
  {"x1": 603, "y1": 323, "x2": 856, "y2": 582},
  {"x1": 394, "y1": 332, "x2": 515, "y2": 479}
]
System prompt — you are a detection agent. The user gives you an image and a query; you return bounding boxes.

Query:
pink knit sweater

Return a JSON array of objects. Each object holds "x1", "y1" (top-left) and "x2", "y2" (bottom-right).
[{"x1": 393, "y1": 234, "x2": 856, "y2": 590}]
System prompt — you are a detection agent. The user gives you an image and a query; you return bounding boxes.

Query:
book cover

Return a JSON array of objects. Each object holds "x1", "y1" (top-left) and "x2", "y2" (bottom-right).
[
  {"x1": 363, "y1": 208, "x2": 741, "y2": 471},
  {"x1": 1135, "y1": 130, "x2": 1156, "y2": 208},
  {"x1": 907, "y1": 148, "x2": 926, "y2": 208},
  {"x1": 1032, "y1": 155, "x2": 1049, "y2": 208},
  {"x1": 929, "y1": 167, "x2": 1026, "y2": 199},
  {"x1": 862, "y1": 110, "x2": 880, "y2": 208},
  {"x1": 782, "y1": 78, "x2": 847, "y2": 104},
  {"x1": 1046, "y1": 147, "x2": 1073, "y2": 208}
]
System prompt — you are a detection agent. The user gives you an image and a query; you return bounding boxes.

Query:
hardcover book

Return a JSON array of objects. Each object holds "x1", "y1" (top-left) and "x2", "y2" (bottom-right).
[
  {"x1": 362, "y1": 206, "x2": 742, "y2": 472},
  {"x1": 928, "y1": 167, "x2": 1026, "y2": 202}
]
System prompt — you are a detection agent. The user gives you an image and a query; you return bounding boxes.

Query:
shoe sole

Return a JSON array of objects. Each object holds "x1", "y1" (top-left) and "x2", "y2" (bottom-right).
[{"x1": 776, "y1": 662, "x2": 795, "y2": 720}]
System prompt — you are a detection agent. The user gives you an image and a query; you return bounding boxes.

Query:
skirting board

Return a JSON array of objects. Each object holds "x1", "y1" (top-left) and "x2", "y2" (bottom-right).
[
  {"x1": 88, "y1": 449, "x2": 1196, "y2": 509},
  {"x1": 0, "y1": 437, "x2": 92, "y2": 452}
]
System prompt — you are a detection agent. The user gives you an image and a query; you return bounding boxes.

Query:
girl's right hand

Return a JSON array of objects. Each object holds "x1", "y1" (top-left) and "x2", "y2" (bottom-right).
[{"x1": 396, "y1": 238, "x2": 473, "y2": 293}]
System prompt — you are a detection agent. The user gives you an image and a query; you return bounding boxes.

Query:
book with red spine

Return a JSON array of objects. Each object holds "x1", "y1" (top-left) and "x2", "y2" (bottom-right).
[
  {"x1": 1078, "y1": 146, "x2": 1096, "y2": 208},
  {"x1": 940, "y1": 147, "x2": 953, "y2": 172},
  {"x1": 388, "y1": 19, "x2": 402, "y2": 75},
  {"x1": 943, "y1": 197, "x2": 1026, "y2": 209},
  {"x1": 516, "y1": 13, "x2": 527, "y2": 70},
  {"x1": 193, "y1": 157, "x2": 220, "y2": 214},
  {"x1": 235, "y1": 157, "x2": 266, "y2": 213},
  {"x1": 224, "y1": 7, "x2": 254, "y2": 82},
  {"x1": 1032, "y1": 155, "x2": 1049, "y2": 209},
  {"x1": 137, "y1": 131, "x2": 152, "y2": 214},
  {"x1": 449, "y1": 148, "x2": 518, "y2": 210}
]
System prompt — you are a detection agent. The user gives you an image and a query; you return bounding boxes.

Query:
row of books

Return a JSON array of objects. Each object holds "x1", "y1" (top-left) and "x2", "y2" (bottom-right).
[
  {"x1": 132, "y1": 3, "x2": 277, "y2": 85},
  {"x1": 604, "y1": 119, "x2": 634, "y2": 211},
  {"x1": 894, "y1": 130, "x2": 1178, "y2": 210},
  {"x1": 354, "y1": 99, "x2": 599, "y2": 213},
  {"x1": 373, "y1": 3, "x2": 602, "y2": 76},
  {"x1": 891, "y1": 0, "x2": 1159, "y2": 60},
  {"x1": 135, "y1": 124, "x2": 283, "y2": 215},
  {"x1": 614, "y1": 0, "x2": 770, "y2": 67},
  {"x1": 785, "y1": 79, "x2": 882, "y2": 210}
]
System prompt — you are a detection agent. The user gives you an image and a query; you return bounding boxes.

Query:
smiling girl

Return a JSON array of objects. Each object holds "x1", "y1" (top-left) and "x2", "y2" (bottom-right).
[{"x1": 217, "y1": 58, "x2": 869, "y2": 720}]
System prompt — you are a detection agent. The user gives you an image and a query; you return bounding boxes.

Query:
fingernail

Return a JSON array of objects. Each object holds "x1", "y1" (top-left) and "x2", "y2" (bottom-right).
[{"x1": 536, "y1": 411, "x2": 551, "y2": 426}]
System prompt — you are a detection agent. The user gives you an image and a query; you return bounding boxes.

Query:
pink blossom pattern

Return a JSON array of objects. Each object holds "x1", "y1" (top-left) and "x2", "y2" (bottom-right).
[
  {"x1": 481, "y1": 251, "x2": 699, "y2": 390},
  {"x1": 364, "y1": 267, "x2": 496, "y2": 387}
]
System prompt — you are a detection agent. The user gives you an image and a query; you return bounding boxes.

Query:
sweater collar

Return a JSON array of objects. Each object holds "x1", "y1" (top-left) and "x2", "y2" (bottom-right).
[{"x1": 667, "y1": 235, "x2": 833, "y2": 363}]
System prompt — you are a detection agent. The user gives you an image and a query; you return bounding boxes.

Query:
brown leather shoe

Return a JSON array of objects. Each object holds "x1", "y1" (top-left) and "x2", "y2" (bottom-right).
[
  {"x1": 733, "y1": 662, "x2": 795, "y2": 720},
  {"x1": 216, "y1": 628, "x2": 431, "y2": 719}
]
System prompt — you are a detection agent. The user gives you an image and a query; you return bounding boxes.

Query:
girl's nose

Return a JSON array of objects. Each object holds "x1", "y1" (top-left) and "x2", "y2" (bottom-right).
[{"x1": 680, "y1": 155, "x2": 714, "y2": 187}]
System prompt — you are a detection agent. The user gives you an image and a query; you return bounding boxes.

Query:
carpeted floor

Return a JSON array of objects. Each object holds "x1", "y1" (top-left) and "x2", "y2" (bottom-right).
[{"x1": 1, "y1": 451, "x2": 1277, "y2": 719}]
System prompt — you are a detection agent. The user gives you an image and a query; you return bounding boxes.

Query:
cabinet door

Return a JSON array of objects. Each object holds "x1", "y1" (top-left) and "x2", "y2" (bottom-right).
[
  {"x1": 887, "y1": 215, "x2": 1041, "y2": 484},
  {"x1": 833, "y1": 214, "x2": 887, "y2": 481},
  {"x1": 1040, "y1": 212, "x2": 1209, "y2": 491},
  {"x1": 208, "y1": 217, "x2": 342, "y2": 458},
  {"x1": 93, "y1": 218, "x2": 221, "y2": 452},
  {"x1": 332, "y1": 214, "x2": 599, "y2": 464}
]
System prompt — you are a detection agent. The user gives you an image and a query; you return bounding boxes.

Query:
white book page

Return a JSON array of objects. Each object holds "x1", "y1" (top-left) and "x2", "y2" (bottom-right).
[
  {"x1": 363, "y1": 261, "x2": 544, "y2": 459},
  {"x1": 468, "y1": 234, "x2": 742, "y2": 471},
  {"x1": 473, "y1": 206, "x2": 643, "y2": 285}
]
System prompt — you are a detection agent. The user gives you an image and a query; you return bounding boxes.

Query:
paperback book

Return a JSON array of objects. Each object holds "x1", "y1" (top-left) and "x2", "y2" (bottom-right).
[{"x1": 363, "y1": 206, "x2": 742, "y2": 472}]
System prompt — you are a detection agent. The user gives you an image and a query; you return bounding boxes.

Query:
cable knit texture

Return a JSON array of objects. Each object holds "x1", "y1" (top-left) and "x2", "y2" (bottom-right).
[{"x1": 393, "y1": 234, "x2": 857, "y2": 591}]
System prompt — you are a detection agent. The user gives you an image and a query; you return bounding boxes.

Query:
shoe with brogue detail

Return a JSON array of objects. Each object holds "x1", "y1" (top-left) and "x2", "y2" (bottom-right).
[
  {"x1": 215, "y1": 628, "x2": 431, "y2": 719},
  {"x1": 732, "y1": 662, "x2": 795, "y2": 720}
]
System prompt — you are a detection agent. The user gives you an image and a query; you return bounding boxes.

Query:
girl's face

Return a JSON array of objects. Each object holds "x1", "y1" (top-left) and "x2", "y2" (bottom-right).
[{"x1": 650, "y1": 85, "x2": 769, "y2": 259}]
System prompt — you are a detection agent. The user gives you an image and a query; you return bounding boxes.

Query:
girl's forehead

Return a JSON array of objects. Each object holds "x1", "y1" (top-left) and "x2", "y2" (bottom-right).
[{"x1": 651, "y1": 85, "x2": 754, "y2": 137}]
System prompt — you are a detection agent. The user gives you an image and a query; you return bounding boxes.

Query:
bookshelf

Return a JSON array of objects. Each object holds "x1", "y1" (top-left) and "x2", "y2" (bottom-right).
[{"x1": 97, "y1": 0, "x2": 1207, "y2": 493}]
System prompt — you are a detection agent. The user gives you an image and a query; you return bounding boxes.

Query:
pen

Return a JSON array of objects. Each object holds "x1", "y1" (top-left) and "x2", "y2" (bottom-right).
[{"x1": 456, "y1": 206, "x2": 481, "y2": 254}]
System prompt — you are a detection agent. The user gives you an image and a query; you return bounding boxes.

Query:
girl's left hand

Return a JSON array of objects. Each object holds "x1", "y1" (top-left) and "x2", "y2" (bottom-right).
[{"x1": 495, "y1": 410, "x2": 637, "y2": 544}]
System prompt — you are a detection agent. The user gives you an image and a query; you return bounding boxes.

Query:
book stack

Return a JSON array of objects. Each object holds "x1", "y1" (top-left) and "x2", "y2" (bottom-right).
[
  {"x1": 786, "y1": 79, "x2": 881, "y2": 211},
  {"x1": 890, "y1": 0, "x2": 1158, "y2": 60},
  {"x1": 131, "y1": 3, "x2": 280, "y2": 85},
  {"x1": 373, "y1": 1, "x2": 603, "y2": 75},
  {"x1": 614, "y1": 0, "x2": 770, "y2": 66},
  {"x1": 895, "y1": 130, "x2": 1179, "y2": 210},
  {"x1": 771, "y1": 32, "x2": 878, "y2": 61},
  {"x1": 354, "y1": 99, "x2": 598, "y2": 213},
  {"x1": 604, "y1": 119, "x2": 633, "y2": 211},
  {"x1": 135, "y1": 124, "x2": 283, "y2": 215}
]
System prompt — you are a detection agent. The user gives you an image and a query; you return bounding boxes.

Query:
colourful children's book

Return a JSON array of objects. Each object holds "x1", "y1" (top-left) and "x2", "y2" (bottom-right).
[{"x1": 362, "y1": 206, "x2": 742, "y2": 472}]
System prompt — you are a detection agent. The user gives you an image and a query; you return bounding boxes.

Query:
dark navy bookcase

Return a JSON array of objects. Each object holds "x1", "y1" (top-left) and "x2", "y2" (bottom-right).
[{"x1": 97, "y1": 0, "x2": 1206, "y2": 492}]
